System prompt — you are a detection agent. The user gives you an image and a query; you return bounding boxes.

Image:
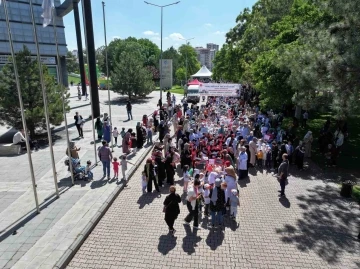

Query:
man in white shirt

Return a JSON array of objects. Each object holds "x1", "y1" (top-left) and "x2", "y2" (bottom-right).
[{"x1": 13, "y1": 129, "x2": 26, "y2": 147}]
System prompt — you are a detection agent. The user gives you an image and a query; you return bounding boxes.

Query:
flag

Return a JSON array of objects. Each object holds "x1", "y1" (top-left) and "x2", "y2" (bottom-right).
[{"x1": 41, "y1": 0, "x2": 54, "y2": 27}]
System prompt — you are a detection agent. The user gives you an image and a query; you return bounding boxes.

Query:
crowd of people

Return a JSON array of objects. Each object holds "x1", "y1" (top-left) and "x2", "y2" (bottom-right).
[{"x1": 133, "y1": 89, "x2": 318, "y2": 234}]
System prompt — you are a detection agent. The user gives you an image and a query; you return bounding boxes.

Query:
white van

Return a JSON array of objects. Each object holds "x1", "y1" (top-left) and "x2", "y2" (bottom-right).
[{"x1": 186, "y1": 85, "x2": 200, "y2": 104}]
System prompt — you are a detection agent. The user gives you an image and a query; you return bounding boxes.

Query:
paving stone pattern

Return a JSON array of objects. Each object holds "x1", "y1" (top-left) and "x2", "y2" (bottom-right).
[{"x1": 68, "y1": 156, "x2": 360, "y2": 269}]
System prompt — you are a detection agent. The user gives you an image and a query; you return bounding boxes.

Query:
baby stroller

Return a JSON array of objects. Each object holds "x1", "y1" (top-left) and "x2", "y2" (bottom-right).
[{"x1": 64, "y1": 157, "x2": 86, "y2": 181}]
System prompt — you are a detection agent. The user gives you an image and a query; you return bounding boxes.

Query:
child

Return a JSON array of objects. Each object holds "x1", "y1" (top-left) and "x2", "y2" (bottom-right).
[
  {"x1": 113, "y1": 127, "x2": 119, "y2": 146},
  {"x1": 120, "y1": 127, "x2": 126, "y2": 139},
  {"x1": 203, "y1": 184, "x2": 211, "y2": 216},
  {"x1": 112, "y1": 157, "x2": 119, "y2": 179},
  {"x1": 141, "y1": 171, "x2": 147, "y2": 193},
  {"x1": 229, "y1": 189, "x2": 240, "y2": 220},
  {"x1": 120, "y1": 155, "x2": 128, "y2": 180},
  {"x1": 257, "y1": 150, "x2": 263, "y2": 167},
  {"x1": 183, "y1": 165, "x2": 190, "y2": 192},
  {"x1": 146, "y1": 126, "x2": 153, "y2": 144},
  {"x1": 85, "y1": 160, "x2": 93, "y2": 180},
  {"x1": 77, "y1": 87, "x2": 81, "y2": 100}
]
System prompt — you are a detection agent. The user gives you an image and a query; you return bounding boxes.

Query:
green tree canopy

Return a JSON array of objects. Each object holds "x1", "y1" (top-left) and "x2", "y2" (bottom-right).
[
  {"x1": 66, "y1": 50, "x2": 79, "y2": 74},
  {"x1": 212, "y1": 0, "x2": 359, "y2": 117},
  {"x1": 111, "y1": 42, "x2": 155, "y2": 98},
  {"x1": 178, "y1": 44, "x2": 201, "y2": 80},
  {"x1": 0, "y1": 47, "x2": 70, "y2": 138}
]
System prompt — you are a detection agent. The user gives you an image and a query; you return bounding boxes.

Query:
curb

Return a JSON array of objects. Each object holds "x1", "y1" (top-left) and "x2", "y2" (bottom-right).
[{"x1": 54, "y1": 139, "x2": 157, "y2": 269}]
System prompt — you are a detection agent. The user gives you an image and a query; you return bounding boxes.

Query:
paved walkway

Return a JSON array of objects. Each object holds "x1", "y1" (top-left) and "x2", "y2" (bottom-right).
[
  {"x1": 0, "y1": 87, "x2": 183, "y2": 269},
  {"x1": 67, "y1": 156, "x2": 360, "y2": 269}
]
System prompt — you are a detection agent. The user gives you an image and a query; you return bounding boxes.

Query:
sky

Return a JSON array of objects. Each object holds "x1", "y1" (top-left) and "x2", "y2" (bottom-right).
[{"x1": 62, "y1": 0, "x2": 257, "y2": 51}]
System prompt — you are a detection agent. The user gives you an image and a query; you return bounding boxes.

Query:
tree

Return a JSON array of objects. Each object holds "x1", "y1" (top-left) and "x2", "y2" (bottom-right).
[
  {"x1": 111, "y1": 42, "x2": 155, "y2": 98},
  {"x1": 66, "y1": 50, "x2": 79, "y2": 74},
  {"x1": 0, "y1": 47, "x2": 70, "y2": 138},
  {"x1": 178, "y1": 44, "x2": 201, "y2": 79},
  {"x1": 175, "y1": 67, "x2": 186, "y2": 82}
]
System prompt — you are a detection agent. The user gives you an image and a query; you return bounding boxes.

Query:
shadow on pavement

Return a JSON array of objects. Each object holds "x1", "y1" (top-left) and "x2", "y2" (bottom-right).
[
  {"x1": 279, "y1": 196, "x2": 291, "y2": 208},
  {"x1": 182, "y1": 224, "x2": 201, "y2": 254},
  {"x1": 238, "y1": 177, "x2": 250, "y2": 188},
  {"x1": 158, "y1": 234, "x2": 177, "y2": 255},
  {"x1": 137, "y1": 192, "x2": 160, "y2": 209},
  {"x1": 104, "y1": 96, "x2": 153, "y2": 106},
  {"x1": 275, "y1": 184, "x2": 359, "y2": 265},
  {"x1": 205, "y1": 228, "x2": 225, "y2": 250}
]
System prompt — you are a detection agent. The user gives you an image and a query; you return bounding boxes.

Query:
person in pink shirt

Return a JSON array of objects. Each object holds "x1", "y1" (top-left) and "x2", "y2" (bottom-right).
[{"x1": 112, "y1": 157, "x2": 119, "y2": 179}]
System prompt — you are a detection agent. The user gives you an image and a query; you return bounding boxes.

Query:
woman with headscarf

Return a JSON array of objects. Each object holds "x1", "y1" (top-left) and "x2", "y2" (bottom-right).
[
  {"x1": 155, "y1": 150, "x2": 166, "y2": 187},
  {"x1": 143, "y1": 158, "x2": 160, "y2": 193},
  {"x1": 66, "y1": 141, "x2": 80, "y2": 159},
  {"x1": 224, "y1": 167, "x2": 237, "y2": 204},
  {"x1": 303, "y1": 131, "x2": 313, "y2": 158},
  {"x1": 249, "y1": 137, "x2": 258, "y2": 167},
  {"x1": 136, "y1": 122, "x2": 144, "y2": 150},
  {"x1": 94, "y1": 118, "x2": 103, "y2": 140},
  {"x1": 165, "y1": 154, "x2": 175, "y2": 185},
  {"x1": 103, "y1": 121, "x2": 111, "y2": 143},
  {"x1": 122, "y1": 128, "x2": 132, "y2": 154},
  {"x1": 158, "y1": 121, "x2": 165, "y2": 143},
  {"x1": 181, "y1": 143, "x2": 192, "y2": 170},
  {"x1": 209, "y1": 178, "x2": 226, "y2": 228},
  {"x1": 163, "y1": 185, "x2": 181, "y2": 235}
]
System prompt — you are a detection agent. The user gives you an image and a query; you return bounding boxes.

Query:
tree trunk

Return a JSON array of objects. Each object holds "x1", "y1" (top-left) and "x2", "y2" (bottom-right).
[{"x1": 295, "y1": 105, "x2": 302, "y2": 119}]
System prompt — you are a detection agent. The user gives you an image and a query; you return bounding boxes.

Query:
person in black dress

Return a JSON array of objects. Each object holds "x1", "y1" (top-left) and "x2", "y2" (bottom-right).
[
  {"x1": 155, "y1": 152, "x2": 166, "y2": 187},
  {"x1": 165, "y1": 155, "x2": 175, "y2": 185},
  {"x1": 136, "y1": 123, "x2": 144, "y2": 150},
  {"x1": 144, "y1": 158, "x2": 159, "y2": 193},
  {"x1": 163, "y1": 186, "x2": 181, "y2": 235}
]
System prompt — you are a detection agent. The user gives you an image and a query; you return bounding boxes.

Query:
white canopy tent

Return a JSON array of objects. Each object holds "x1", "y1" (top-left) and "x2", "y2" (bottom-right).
[{"x1": 191, "y1": 65, "x2": 212, "y2": 78}]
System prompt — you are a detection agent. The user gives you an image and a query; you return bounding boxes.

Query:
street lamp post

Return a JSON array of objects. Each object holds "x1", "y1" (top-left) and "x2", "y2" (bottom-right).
[
  {"x1": 144, "y1": 1, "x2": 180, "y2": 101},
  {"x1": 179, "y1": 37, "x2": 194, "y2": 88},
  {"x1": 102, "y1": 1, "x2": 114, "y2": 152}
]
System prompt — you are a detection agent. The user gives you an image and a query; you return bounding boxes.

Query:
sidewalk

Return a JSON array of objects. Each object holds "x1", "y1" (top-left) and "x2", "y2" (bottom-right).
[{"x1": 0, "y1": 87, "x2": 183, "y2": 269}]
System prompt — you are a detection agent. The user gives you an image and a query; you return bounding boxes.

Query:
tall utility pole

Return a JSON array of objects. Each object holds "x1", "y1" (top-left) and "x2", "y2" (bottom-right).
[
  {"x1": 102, "y1": 1, "x2": 114, "y2": 151},
  {"x1": 144, "y1": 1, "x2": 180, "y2": 100}
]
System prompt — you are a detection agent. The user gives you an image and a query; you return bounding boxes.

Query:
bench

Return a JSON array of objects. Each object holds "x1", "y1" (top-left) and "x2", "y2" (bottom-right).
[{"x1": 0, "y1": 144, "x2": 21, "y2": 156}]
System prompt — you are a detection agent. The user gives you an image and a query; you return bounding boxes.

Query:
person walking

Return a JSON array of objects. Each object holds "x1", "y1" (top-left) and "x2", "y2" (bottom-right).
[
  {"x1": 136, "y1": 123, "x2": 144, "y2": 150},
  {"x1": 74, "y1": 112, "x2": 84, "y2": 138},
  {"x1": 249, "y1": 137, "x2": 258, "y2": 167},
  {"x1": 209, "y1": 178, "x2": 226, "y2": 228},
  {"x1": 122, "y1": 128, "x2": 132, "y2": 154},
  {"x1": 103, "y1": 121, "x2": 111, "y2": 144},
  {"x1": 237, "y1": 146, "x2": 248, "y2": 179},
  {"x1": 303, "y1": 131, "x2": 313, "y2": 158},
  {"x1": 184, "y1": 179, "x2": 202, "y2": 229},
  {"x1": 94, "y1": 118, "x2": 103, "y2": 140},
  {"x1": 98, "y1": 140, "x2": 113, "y2": 180},
  {"x1": 144, "y1": 158, "x2": 160, "y2": 193},
  {"x1": 163, "y1": 186, "x2": 181, "y2": 235},
  {"x1": 126, "y1": 100, "x2": 133, "y2": 120},
  {"x1": 278, "y1": 153, "x2": 289, "y2": 197}
]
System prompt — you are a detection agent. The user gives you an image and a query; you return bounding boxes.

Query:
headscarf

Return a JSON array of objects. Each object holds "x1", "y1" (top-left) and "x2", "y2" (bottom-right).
[
  {"x1": 211, "y1": 178, "x2": 222, "y2": 203},
  {"x1": 304, "y1": 131, "x2": 312, "y2": 141}
]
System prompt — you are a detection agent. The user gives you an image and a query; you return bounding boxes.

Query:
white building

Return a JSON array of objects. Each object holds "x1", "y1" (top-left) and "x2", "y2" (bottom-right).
[{"x1": 194, "y1": 43, "x2": 219, "y2": 71}]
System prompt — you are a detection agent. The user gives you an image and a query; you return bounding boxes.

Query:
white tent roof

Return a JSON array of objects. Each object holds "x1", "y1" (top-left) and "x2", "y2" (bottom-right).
[{"x1": 191, "y1": 65, "x2": 212, "y2": 78}]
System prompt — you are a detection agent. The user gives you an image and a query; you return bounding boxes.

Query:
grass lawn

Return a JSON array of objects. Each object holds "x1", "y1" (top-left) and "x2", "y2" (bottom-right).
[
  {"x1": 283, "y1": 113, "x2": 360, "y2": 172},
  {"x1": 353, "y1": 185, "x2": 360, "y2": 203},
  {"x1": 68, "y1": 74, "x2": 81, "y2": 85},
  {"x1": 154, "y1": 85, "x2": 185, "y2": 95}
]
